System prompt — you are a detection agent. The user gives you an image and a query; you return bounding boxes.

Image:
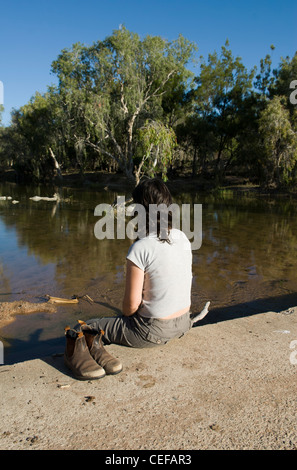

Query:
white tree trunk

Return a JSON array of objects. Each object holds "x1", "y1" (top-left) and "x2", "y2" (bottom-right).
[{"x1": 49, "y1": 148, "x2": 63, "y2": 179}]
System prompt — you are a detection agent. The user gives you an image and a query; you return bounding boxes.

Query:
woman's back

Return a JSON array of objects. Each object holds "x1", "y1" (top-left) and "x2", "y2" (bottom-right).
[{"x1": 127, "y1": 228, "x2": 192, "y2": 318}]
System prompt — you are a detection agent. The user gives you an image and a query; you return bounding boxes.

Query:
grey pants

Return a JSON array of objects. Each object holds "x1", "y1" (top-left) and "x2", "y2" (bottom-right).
[{"x1": 78, "y1": 312, "x2": 193, "y2": 348}]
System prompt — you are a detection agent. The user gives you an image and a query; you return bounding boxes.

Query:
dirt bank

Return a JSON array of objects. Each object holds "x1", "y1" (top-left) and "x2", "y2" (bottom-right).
[
  {"x1": 1, "y1": 306, "x2": 297, "y2": 450},
  {"x1": 0, "y1": 301, "x2": 56, "y2": 327}
]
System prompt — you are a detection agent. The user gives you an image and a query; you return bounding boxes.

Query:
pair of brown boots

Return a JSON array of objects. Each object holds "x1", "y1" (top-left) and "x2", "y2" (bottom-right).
[{"x1": 64, "y1": 320, "x2": 122, "y2": 380}]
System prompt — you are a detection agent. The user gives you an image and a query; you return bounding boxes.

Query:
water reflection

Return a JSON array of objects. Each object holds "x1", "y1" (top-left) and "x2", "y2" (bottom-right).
[
  {"x1": 191, "y1": 192, "x2": 297, "y2": 309},
  {"x1": 0, "y1": 182, "x2": 297, "y2": 362},
  {"x1": 0, "y1": 183, "x2": 131, "y2": 299}
]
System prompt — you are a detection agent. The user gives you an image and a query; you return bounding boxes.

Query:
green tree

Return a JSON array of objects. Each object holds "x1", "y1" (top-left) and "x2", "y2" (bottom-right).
[
  {"x1": 254, "y1": 46, "x2": 275, "y2": 99},
  {"x1": 271, "y1": 52, "x2": 297, "y2": 114},
  {"x1": 0, "y1": 112, "x2": 29, "y2": 174},
  {"x1": 51, "y1": 27, "x2": 197, "y2": 183},
  {"x1": 135, "y1": 120, "x2": 177, "y2": 183},
  {"x1": 193, "y1": 41, "x2": 256, "y2": 180},
  {"x1": 8, "y1": 92, "x2": 65, "y2": 181},
  {"x1": 175, "y1": 114, "x2": 215, "y2": 177},
  {"x1": 258, "y1": 95, "x2": 297, "y2": 186}
]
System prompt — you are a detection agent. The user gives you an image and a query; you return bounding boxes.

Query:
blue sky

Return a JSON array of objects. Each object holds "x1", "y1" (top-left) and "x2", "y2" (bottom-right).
[{"x1": 0, "y1": 0, "x2": 296, "y2": 126}]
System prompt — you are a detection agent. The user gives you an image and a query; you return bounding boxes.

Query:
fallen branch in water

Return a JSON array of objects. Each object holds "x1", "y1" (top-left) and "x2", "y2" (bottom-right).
[
  {"x1": 29, "y1": 194, "x2": 60, "y2": 202},
  {"x1": 45, "y1": 295, "x2": 79, "y2": 304},
  {"x1": 45, "y1": 294, "x2": 94, "y2": 305},
  {"x1": 76, "y1": 294, "x2": 94, "y2": 305}
]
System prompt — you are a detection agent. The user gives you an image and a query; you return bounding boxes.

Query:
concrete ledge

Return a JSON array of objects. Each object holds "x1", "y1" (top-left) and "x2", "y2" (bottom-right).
[{"x1": 1, "y1": 309, "x2": 297, "y2": 450}]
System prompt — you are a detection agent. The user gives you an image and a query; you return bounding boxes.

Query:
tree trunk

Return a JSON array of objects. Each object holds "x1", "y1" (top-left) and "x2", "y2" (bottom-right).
[
  {"x1": 192, "y1": 147, "x2": 197, "y2": 177},
  {"x1": 49, "y1": 148, "x2": 63, "y2": 180}
]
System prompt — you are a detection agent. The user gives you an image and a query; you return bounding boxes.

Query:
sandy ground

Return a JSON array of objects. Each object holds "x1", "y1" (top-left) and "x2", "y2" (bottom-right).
[
  {"x1": 0, "y1": 301, "x2": 56, "y2": 324},
  {"x1": 1, "y1": 306, "x2": 297, "y2": 451}
]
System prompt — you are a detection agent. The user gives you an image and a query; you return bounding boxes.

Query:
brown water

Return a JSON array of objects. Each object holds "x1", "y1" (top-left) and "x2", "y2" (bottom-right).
[{"x1": 1, "y1": 182, "x2": 297, "y2": 363}]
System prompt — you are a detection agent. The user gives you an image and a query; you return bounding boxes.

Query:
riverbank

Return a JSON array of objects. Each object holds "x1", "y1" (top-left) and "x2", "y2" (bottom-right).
[
  {"x1": 1, "y1": 306, "x2": 297, "y2": 450},
  {"x1": 2, "y1": 168, "x2": 297, "y2": 198},
  {"x1": 0, "y1": 301, "x2": 56, "y2": 327}
]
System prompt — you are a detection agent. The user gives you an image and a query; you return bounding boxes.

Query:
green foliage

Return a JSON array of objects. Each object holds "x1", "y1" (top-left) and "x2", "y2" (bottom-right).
[
  {"x1": 0, "y1": 28, "x2": 296, "y2": 189},
  {"x1": 258, "y1": 96, "x2": 297, "y2": 186},
  {"x1": 178, "y1": 41, "x2": 257, "y2": 181},
  {"x1": 136, "y1": 120, "x2": 177, "y2": 182},
  {"x1": 271, "y1": 52, "x2": 297, "y2": 114},
  {"x1": 50, "y1": 27, "x2": 196, "y2": 182}
]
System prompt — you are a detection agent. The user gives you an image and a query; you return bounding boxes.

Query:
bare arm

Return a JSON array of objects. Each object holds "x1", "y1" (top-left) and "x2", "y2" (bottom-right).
[{"x1": 122, "y1": 259, "x2": 144, "y2": 316}]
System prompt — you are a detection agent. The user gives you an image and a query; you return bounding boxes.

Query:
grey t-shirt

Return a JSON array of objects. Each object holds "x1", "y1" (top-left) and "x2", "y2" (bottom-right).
[{"x1": 126, "y1": 228, "x2": 192, "y2": 318}]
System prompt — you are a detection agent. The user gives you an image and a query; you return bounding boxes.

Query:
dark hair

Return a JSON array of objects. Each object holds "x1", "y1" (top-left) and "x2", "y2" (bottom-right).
[{"x1": 132, "y1": 178, "x2": 173, "y2": 242}]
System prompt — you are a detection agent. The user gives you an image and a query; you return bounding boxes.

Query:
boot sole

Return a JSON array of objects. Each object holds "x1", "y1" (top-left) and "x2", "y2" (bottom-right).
[
  {"x1": 64, "y1": 357, "x2": 106, "y2": 380},
  {"x1": 105, "y1": 366, "x2": 123, "y2": 376},
  {"x1": 72, "y1": 371, "x2": 106, "y2": 380}
]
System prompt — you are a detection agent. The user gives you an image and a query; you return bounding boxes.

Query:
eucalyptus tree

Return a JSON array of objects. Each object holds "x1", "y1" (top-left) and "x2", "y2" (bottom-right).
[
  {"x1": 271, "y1": 52, "x2": 297, "y2": 120},
  {"x1": 51, "y1": 27, "x2": 197, "y2": 183},
  {"x1": 135, "y1": 120, "x2": 177, "y2": 183},
  {"x1": 258, "y1": 95, "x2": 297, "y2": 186},
  {"x1": 193, "y1": 41, "x2": 255, "y2": 180},
  {"x1": 253, "y1": 46, "x2": 275, "y2": 100},
  {"x1": 7, "y1": 91, "x2": 66, "y2": 181},
  {"x1": 0, "y1": 112, "x2": 30, "y2": 174}
]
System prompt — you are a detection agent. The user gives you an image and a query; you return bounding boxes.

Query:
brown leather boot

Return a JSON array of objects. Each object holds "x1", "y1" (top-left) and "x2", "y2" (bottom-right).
[
  {"x1": 64, "y1": 326, "x2": 106, "y2": 380},
  {"x1": 78, "y1": 321, "x2": 123, "y2": 375}
]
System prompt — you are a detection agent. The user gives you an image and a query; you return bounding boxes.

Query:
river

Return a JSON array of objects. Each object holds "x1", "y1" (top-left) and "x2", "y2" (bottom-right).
[{"x1": 0, "y1": 181, "x2": 297, "y2": 363}]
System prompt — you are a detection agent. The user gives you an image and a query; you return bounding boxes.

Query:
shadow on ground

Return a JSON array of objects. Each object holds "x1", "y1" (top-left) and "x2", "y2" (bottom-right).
[{"x1": 2, "y1": 292, "x2": 297, "y2": 365}]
